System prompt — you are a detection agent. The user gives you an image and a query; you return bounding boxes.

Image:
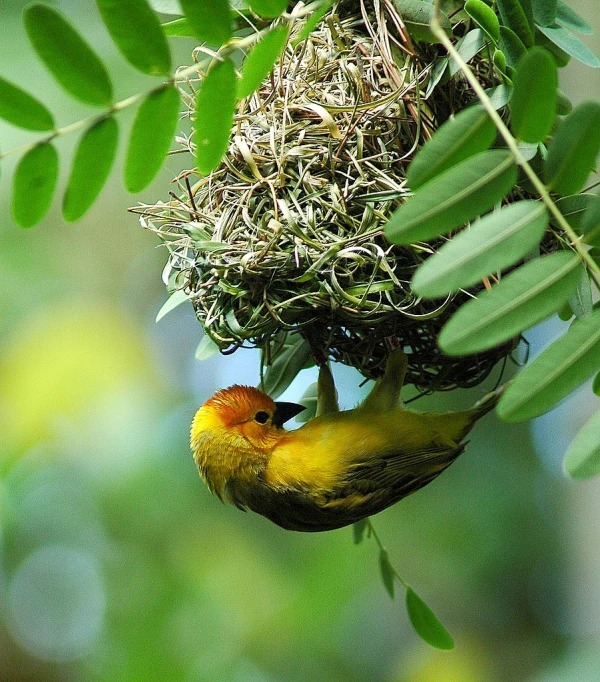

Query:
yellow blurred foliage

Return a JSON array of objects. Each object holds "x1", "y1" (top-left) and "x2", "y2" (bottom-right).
[
  {"x1": 0, "y1": 302, "x2": 152, "y2": 455},
  {"x1": 400, "y1": 637, "x2": 496, "y2": 682}
]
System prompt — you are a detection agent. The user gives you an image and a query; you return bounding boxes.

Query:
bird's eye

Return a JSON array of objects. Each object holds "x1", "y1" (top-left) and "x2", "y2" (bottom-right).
[{"x1": 254, "y1": 411, "x2": 270, "y2": 424}]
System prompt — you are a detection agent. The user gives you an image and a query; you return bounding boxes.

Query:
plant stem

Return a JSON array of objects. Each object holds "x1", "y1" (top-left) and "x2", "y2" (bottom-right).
[{"x1": 366, "y1": 519, "x2": 410, "y2": 589}]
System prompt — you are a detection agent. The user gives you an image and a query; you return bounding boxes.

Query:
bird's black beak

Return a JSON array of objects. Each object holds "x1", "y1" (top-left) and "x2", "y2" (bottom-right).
[{"x1": 272, "y1": 401, "x2": 305, "y2": 427}]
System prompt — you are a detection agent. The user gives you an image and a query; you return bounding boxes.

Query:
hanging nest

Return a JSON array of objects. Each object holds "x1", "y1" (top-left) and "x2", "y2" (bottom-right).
[{"x1": 135, "y1": 0, "x2": 525, "y2": 391}]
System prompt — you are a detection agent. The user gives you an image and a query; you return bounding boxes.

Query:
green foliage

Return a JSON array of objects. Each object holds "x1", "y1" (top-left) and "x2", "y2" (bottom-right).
[
  {"x1": 385, "y1": 151, "x2": 517, "y2": 244},
  {"x1": 195, "y1": 333, "x2": 221, "y2": 360},
  {"x1": 498, "y1": 308, "x2": 600, "y2": 422},
  {"x1": 406, "y1": 588, "x2": 455, "y2": 650},
  {"x1": 510, "y1": 47, "x2": 557, "y2": 142},
  {"x1": 194, "y1": 59, "x2": 237, "y2": 175},
  {"x1": 465, "y1": 0, "x2": 500, "y2": 43},
  {"x1": 155, "y1": 289, "x2": 190, "y2": 322},
  {"x1": 411, "y1": 202, "x2": 548, "y2": 298},
  {"x1": 63, "y1": 117, "x2": 119, "y2": 222},
  {"x1": 544, "y1": 102, "x2": 600, "y2": 195},
  {"x1": 2, "y1": 0, "x2": 600, "y2": 654},
  {"x1": 0, "y1": 76, "x2": 54, "y2": 131},
  {"x1": 556, "y1": 0, "x2": 593, "y2": 34},
  {"x1": 261, "y1": 332, "x2": 312, "y2": 399},
  {"x1": 238, "y1": 25, "x2": 289, "y2": 98},
  {"x1": 531, "y1": 0, "x2": 557, "y2": 27},
  {"x1": 393, "y1": 0, "x2": 452, "y2": 43},
  {"x1": 296, "y1": 382, "x2": 319, "y2": 423},
  {"x1": 580, "y1": 195, "x2": 600, "y2": 247},
  {"x1": 406, "y1": 105, "x2": 497, "y2": 189},
  {"x1": 438, "y1": 253, "x2": 581, "y2": 355},
  {"x1": 12, "y1": 143, "x2": 58, "y2": 228},
  {"x1": 379, "y1": 550, "x2": 395, "y2": 599},
  {"x1": 24, "y1": 3, "x2": 113, "y2": 106},
  {"x1": 564, "y1": 410, "x2": 600, "y2": 479},
  {"x1": 352, "y1": 519, "x2": 368, "y2": 544},
  {"x1": 125, "y1": 84, "x2": 180, "y2": 192},
  {"x1": 179, "y1": 0, "x2": 232, "y2": 45},
  {"x1": 247, "y1": 0, "x2": 287, "y2": 19},
  {"x1": 499, "y1": 25, "x2": 526, "y2": 66},
  {"x1": 496, "y1": 0, "x2": 534, "y2": 47},
  {"x1": 95, "y1": 0, "x2": 172, "y2": 76},
  {"x1": 538, "y1": 24, "x2": 600, "y2": 67}
]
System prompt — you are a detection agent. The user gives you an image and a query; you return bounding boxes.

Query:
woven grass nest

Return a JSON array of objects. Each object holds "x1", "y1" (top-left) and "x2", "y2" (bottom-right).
[{"x1": 137, "y1": 0, "x2": 523, "y2": 392}]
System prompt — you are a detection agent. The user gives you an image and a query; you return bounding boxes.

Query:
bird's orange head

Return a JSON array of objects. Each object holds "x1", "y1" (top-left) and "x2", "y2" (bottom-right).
[{"x1": 190, "y1": 385, "x2": 304, "y2": 500}]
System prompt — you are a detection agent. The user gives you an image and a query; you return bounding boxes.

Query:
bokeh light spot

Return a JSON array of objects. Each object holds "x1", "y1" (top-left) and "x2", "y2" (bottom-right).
[{"x1": 7, "y1": 545, "x2": 106, "y2": 662}]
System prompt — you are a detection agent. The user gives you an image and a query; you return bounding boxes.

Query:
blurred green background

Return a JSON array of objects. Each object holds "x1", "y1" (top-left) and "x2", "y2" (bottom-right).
[{"x1": 1, "y1": 2, "x2": 600, "y2": 680}]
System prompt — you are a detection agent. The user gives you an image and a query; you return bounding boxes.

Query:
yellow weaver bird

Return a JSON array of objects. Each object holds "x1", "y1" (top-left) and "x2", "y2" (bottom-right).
[{"x1": 191, "y1": 350, "x2": 501, "y2": 532}]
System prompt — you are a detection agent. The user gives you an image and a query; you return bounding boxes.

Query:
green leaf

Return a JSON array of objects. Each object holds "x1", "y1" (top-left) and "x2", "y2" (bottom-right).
[
  {"x1": 510, "y1": 47, "x2": 557, "y2": 143},
  {"x1": 293, "y1": 0, "x2": 334, "y2": 46},
  {"x1": 581, "y1": 194, "x2": 600, "y2": 247},
  {"x1": 63, "y1": 117, "x2": 118, "y2": 222},
  {"x1": 379, "y1": 550, "x2": 395, "y2": 599},
  {"x1": 180, "y1": 0, "x2": 232, "y2": 44},
  {"x1": 438, "y1": 252, "x2": 581, "y2": 356},
  {"x1": 556, "y1": 1, "x2": 593, "y2": 35},
  {"x1": 295, "y1": 382, "x2": 318, "y2": 423},
  {"x1": 449, "y1": 28, "x2": 487, "y2": 77},
  {"x1": 161, "y1": 17, "x2": 196, "y2": 36},
  {"x1": 538, "y1": 25, "x2": 600, "y2": 68},
  {"x1": 247, "y1": 0, "x2": 287, "y2": 18},
  {"x1": 352, "y1": 519, "x2": 368, "y2": 544},
  {"x1": 564, "y1": 410, "x2": 600, "y2": 479},
  {"x1": 545, "y1": 102, "x2": 600, "y2": 196},
  {"x1": 156, "y1": 288, "x2": 190, "y2": 322},
  {"x1": 0, "y1": 76, "x2": 54, "y2": 131},
  {"x1": 427, "y1": 29, "x2": 486, "y2": 95},
  {"x1": 496, "y1": 0, "x2": 534, "y2": 47},
  {"x1": 96, "y1": 0, "x2": 172, "y2": 76},
  {"x1": 499, "y1": 26, "x2": 526, "y2": 68},
  {"x1": 195, "y1": 58, "x2": 237, "y2": 175},
  {"x1": 238, "y1": 25, "x2": 289, "y2": 98},
  {"x1": 497, "y1": 308, "x2": 600, "y2": 422},
  {"x1": 483, "y1": 84, "x2": 511, "y2": 109},
  {"x1": 407, "y1": 106, "x2": 496, "y2": 190},
  {"x1": 554, "y1": 193, "x2": 595, "y2": 231},
  {"x1": 593, "y1": 373, "x2": 600, "y2": 397},
  {"x1": 394, "y1": 0, "x2": 452, "y2": 44},
  {"x1": 406, "y1": 588, "x2": 455, "y2": 650},
  {"x1": 195, "y1": 334, "x2": 221, "y2": 360},
  {"x1": 569, "y1": 269, "x2": 593, "y2": 320},
  {"x1": 125, "y1": 84, "x2": 180, "y2": 192},
  {"x1": 12, "y1": 143, "x2": 58, "y2": 228},
  {"x1": 385, "y1": 151, "x2": 517, "y2": 245},
  {"x1": 24, "y1": 3, "x2": 113, "y2": 106},
  {"x1": 532, "y1": 0, "x2": 557, "y2": 27},
  {"x1": 262, "y1": 333, "x2": 312, "y2": 399},
  {"x1": 556, "y1": 89, "x2": 573, "y2": 115},
  {"x1": 558, "y1": 302, "x2": 573, "y2": 322},
  {"x1": 493, "y1": 49, "x2": 509, "y2": 79},
  {"x1": 465, "y1": 0, "x2": 500, "y2": 43},
  {"x1": 534, "y1": 27, "x2": 571, "y2": 67},
  {"x1": 412, "y1": 201, "x2": 548, "y2": 299}
]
